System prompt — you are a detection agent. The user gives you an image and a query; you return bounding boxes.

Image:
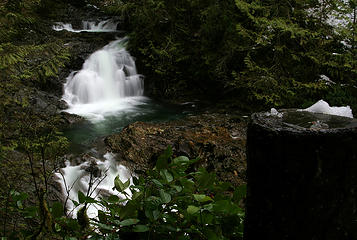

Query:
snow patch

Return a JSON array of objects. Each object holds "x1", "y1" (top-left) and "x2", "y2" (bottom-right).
[
  {"x1": 266, "y1": 108, "x2": 283, "y2": 118},
  {"x1": 301, "y1": 100, "x2": 353, "y2": 118}
]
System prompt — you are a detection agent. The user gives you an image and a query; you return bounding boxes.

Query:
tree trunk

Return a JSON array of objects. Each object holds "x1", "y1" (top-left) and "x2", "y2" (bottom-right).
[{"x1": 244, "y1": 110, "x2": 357, "y2": 240}]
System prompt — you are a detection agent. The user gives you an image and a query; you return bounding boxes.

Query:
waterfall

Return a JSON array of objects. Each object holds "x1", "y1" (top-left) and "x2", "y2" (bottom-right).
[
  {"x1": 54, "y1": 152, "x2": 133, "y2": 218},
  {"x1": 53, "y1": 20, "x2": 118, "y2": 32},
  {"x1": 62, "y1": 38, "x2": 147, "y2": 121},
  {"x1": 57, "y1": 32, "x2": 147, "y2": 219}
]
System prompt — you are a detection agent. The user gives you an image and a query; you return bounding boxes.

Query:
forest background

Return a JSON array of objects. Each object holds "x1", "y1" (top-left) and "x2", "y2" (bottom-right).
[{"x1": 0, "y1": 0, "x2": 356, "y2": 239}]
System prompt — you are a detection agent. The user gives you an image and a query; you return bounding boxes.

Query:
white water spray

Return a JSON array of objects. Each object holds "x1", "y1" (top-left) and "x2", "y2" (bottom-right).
[
  {"x1": 55, "y1": 153, "x2": 133, "y2": 218},
  {"x1": 53, "y1": 20, "x2": 118, "y2": 32},
  {"x1": 62, "y1": 38, "x2": 147, "y2": 121},
  {"x1": 58, "y1": 34, "x2": 147, "y2": 219}
]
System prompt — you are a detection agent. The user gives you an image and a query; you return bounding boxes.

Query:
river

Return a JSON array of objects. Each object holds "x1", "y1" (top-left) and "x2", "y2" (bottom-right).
[{"x1": 53, "y1": 20, "x2": 191, "y2": 218}]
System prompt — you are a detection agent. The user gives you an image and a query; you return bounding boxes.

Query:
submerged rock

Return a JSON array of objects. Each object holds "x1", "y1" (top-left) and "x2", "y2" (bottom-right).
[{"x1": 105, "y1": 113, "x2": 247, "y2": 186}]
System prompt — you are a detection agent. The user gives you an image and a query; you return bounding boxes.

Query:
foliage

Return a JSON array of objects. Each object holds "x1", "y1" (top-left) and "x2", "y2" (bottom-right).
[
  {"x1": 0, "y1": 0, "x2": 71, "y2": 153},
  {"x1": 4, "y1": 147, "x2": 246, "y2": 239},
  {"x1": 0, "y1": 112, "x2": 69, "y2": 239},
  {"x1": 0, "y1": 42, "x2": 70, "y2": 86},
  {"x1": 104, "y1": 0, "x2": 357, "y2": 111},
  {"x1": 88, "y1": 146, "x2": 246, "y2": 239}
]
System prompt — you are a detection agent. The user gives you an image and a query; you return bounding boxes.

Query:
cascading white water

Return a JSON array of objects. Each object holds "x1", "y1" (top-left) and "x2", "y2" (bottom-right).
[
  {"x1": 58, "y1": 32, "x2": 148, "y2": 219},
  {"x1": 54, "y1": 152, "x2": 133, "y2": 218},
  {"x1": 62, "y1": 38, "x2": 147, "y2": 121},
  {"x1": 53, "y1": 20, "x2": 118, "y2": 32}
]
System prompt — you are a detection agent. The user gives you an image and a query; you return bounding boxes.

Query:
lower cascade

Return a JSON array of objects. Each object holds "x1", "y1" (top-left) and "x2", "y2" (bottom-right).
[
  {"x1": 54, "y1": 152, "x2": 132, "y2": 218},
  {"x1": 62, "y1": 38, "x2": 146, "y2": 121}
]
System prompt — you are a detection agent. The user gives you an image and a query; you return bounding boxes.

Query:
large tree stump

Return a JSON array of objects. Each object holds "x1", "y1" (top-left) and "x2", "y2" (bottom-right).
[{"x1": 244, "y1": 110, "x2": 357, "y2": 240}]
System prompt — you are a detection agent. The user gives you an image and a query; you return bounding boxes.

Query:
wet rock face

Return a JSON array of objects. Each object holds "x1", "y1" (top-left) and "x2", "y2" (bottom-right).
[
  {"x1": 105, "y1": 113, "x2": 247, "y2": 186},
  {"x1": 245, "y1": 111, "x2": 357, "y2": 240}
]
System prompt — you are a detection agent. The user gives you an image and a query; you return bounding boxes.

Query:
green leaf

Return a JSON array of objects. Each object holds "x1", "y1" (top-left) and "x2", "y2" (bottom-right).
[
  {"x1": 72, "y1": 200, "x2": 79, "y2": 207},
  {"x1": 51, "y1": 202, "x2": 63, "y2": 218},
  {"x1": 173, "y1": 185, "x2": 183, "y2": 192},
  {"x1": 119, "y1": 218, "x2": 139, "y2": 226},
  {"x1": 55, "y1": 223, "x2": 61, "y2": 232},
  {"x1": 16, "y1": 200, "x2": 23, "y2": 209},
  {"x1": 11, "y1": 191, "x2": 28, "y2": 202},
  {"x1": 84, "y1": 195, "x2": 96, "y2": 204},
  {"x1": 78, "y1": 191, "x2": 86, "y2": 204},
  {"x1": 24, "y1": 206, "x2": 38, "y2": 219},
  {"x1": 145, "y1": 209, "x2": 160, "y2": 221},
  {"x1": 152, "y1": 179, "x2": 164, "y2": 188},
  {"x1": 201, "y1": 211, "x2": 214, "y2": 224},
  {"x1": 133, "y1": 176, "x2": 140, "y2": 185},
  {"x1": 160, "y1": 169, "x2": 174, "y2": 183},
  {"x1": 119, "y1": 201, "x2": 137, "y2": 220},
  {"x1": 124, "y1": 179, "x2": 131, "y2": 189},
  {"x1": 233, "y1": 184, "x2": 247, "y2": 203},
  {"x1": 115, "y1": 176, "x2": 128, "y2": 192},
  {"x1": 66, "y1": 219, "x2": 80, "y2": 231},
  {"x1": 204, "y1": 228, "x2": 220, "y2": 240},
  {"x1": 132, "y1": 191, "x2": 143, "y2": 201},
  {"x1": 187, "y1": 205, "x2": 200, "y2": 215},
  {"x1": 172, "y1": 156, "x2": 189, "y2": 165},
  {"x1": 98, "y1": 210, "x2": 107, "y2": 223},
  {"x1": 133, "y1": 224, "x2": 149, "y2": 232},
  {"x1": 196, "y1": 168, "x2": 216, "y2": 189},
  {"x1": 193, "y1": 194, "x2": 213, "y2": 203},
  {"x1": 181, "y1": 178, "x2": 195, "y2": 193},
  {"x1": 159, "y1": 189, "x2": 171, "y2": 203},
  {"x1": 156, "y1": 146, "x2": 172, "y2": 170},
  {"x1": 107, "y1": 195, "x2": 120, "y2": 203},
  {"x1": 96, "y1": 222, "x2": 113, "y2": 231},
  {"x1": 213, "y1": 200, "x2": 239, "y2": 214}
]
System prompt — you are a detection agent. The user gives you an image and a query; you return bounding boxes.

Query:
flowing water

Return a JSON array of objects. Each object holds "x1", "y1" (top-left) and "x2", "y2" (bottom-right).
[
  {"x1": 62, "y1": 38, "x2": 145, "y2": 122},
  {"x1": 53, "y1": 20, "x2": 118, "y2": 32},
  {"x1": 55, "y1": 25, "x2": 190, "y2": 217}
]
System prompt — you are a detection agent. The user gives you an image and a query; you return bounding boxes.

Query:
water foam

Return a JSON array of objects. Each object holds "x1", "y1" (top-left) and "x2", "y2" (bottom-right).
[
  {"x1": 53, "y1": 20, "x2": 118, "y2": 32},
  {"x1": 62, "y1": 38, "x2": 146, "y2": 121},
  {"x1": 55, "y1": 152, "x2": 132, "y2": 218}
]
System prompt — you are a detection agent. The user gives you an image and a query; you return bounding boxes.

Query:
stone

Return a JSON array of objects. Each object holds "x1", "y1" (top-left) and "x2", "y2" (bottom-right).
[
  {"x1": 105, "y1": 113, "x2": 247, "y2": 186},
  {"x1": 244, "y1": 110, "x2": 357, "y2": 240}
]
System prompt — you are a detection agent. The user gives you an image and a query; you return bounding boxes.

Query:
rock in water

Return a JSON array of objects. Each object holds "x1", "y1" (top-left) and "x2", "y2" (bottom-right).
[
  {"x1": 245, "y1": 110, "x2": 357, "y2": 240},
  {"x1": 105, "y1": 113, "x2": 247, "y2": 186}
]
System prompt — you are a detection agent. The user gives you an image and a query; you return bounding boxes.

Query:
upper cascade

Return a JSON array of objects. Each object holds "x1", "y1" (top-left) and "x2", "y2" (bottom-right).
[
  {"x1": 53, "y1": 20, "x2": 118, "y2": 32},
  {"x1": 62, "y1": 38, "x2": 146, "y2": 121}
]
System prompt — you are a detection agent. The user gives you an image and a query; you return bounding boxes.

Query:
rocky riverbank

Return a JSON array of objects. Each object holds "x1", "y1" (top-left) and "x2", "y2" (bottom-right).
[{"x1": 105, "y1": 113, "x2": 247, "y2": 186}]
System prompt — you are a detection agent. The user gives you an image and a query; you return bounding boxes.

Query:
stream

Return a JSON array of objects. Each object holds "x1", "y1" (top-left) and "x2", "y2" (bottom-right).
[{"x1": 53, "y1": 20, "x2": 191, "y2": 218}]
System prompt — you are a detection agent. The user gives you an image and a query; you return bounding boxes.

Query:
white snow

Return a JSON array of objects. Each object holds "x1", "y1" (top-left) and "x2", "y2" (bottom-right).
[
  {"x1": 301, "y1": 99, "x2": 353, "y2": 118},
  {"x1": 266, "y1": 108, "x2": 283, "y2": 117}
]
